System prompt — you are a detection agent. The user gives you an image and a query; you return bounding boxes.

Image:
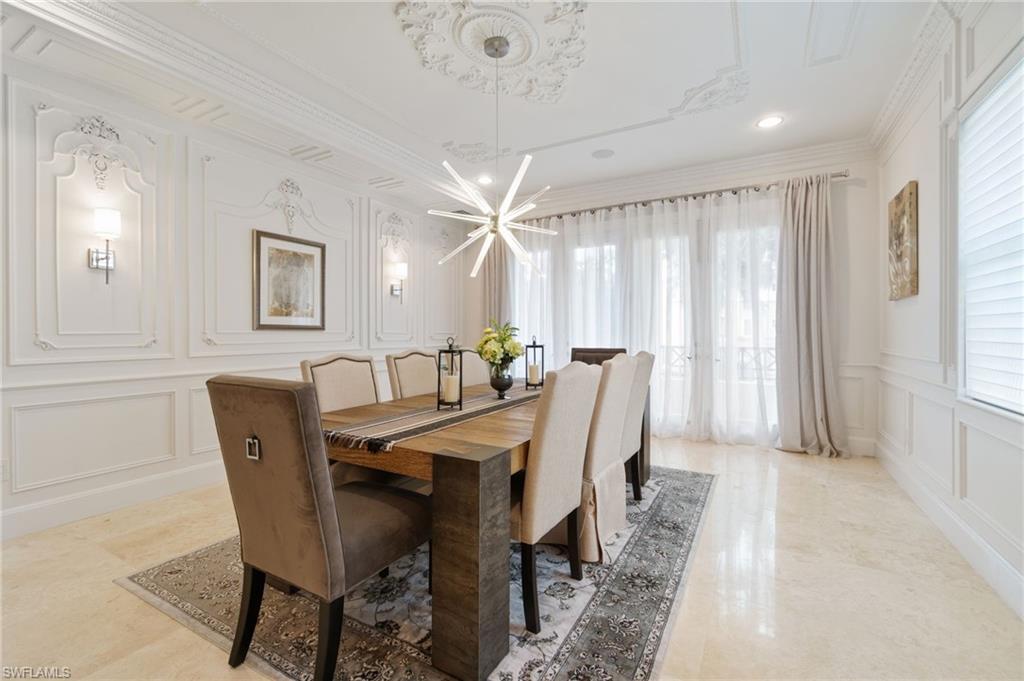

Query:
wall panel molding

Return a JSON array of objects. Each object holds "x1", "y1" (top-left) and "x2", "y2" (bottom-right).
[
  {"x1": 10, "y1": 390, "x2": 176, "y2": 493},
  {"x1": 7, "y1": 78, "x2": 173, "y2": 365}
]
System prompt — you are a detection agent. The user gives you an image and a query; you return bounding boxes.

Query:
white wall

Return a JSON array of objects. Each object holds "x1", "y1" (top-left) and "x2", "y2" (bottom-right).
[
  {"x1": 1, "y1": 58, "x2": 467, "y2": 539},
  {"x1": 875, "y1": 3, "x2": 1023, "y2": 616}
]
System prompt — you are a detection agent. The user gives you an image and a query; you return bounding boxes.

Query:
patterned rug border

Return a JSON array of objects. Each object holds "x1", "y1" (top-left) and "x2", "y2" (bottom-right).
[
  {"x1": 647, "y1": 473, "x2": 716, "y2": 681},
  {"x1": 116, "y1": 466, "x2": 715, "y2": 681}
]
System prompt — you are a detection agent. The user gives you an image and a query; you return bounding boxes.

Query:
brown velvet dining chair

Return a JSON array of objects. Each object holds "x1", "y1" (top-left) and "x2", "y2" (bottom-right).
[
  {"x1": 206, "y1": 375, "x2": 432, "y2": 681},
  {"x1": 510, "y1": 361, "x2": 601, "y2": 633}
]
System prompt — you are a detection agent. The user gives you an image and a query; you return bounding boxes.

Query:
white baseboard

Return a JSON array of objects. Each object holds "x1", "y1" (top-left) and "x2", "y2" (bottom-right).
[
  {"x1": 1, "y1": 460, "x2": 226, "y2": 541},
  {"x1": 877, "y1": 439, "x2": 1024, "y2": 619}
]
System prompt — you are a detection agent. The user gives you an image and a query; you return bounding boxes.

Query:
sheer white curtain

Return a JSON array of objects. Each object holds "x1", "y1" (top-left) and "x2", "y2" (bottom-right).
[{"x1": 509, "y1": 187, "x2": 781, "y2": 445}]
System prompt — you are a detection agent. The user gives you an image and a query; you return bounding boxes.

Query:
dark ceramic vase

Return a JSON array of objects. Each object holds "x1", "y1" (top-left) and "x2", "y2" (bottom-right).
[{"x1": 489, "y1": 364, "x2": 514, "y2": 399}]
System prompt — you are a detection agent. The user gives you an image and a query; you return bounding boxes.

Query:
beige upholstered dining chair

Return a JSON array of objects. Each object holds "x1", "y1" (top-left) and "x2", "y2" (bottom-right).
[
  {"x1": 207, "y1": 375, "x2": 431, "y2": 681},
  {"x1": 301, "y1": 352, "x2": 380, "y2": 411},
  {"x1": 620, "y1": 351, "x2": 655, "y2": 500},
  {"x1": 510, "y1": 361, "x2": 601, "y2": 633},
  {"x1": 301, "y1": 353, "x2": 385, "y2": 487},
  {"x1": 575, "y1": 352, "x2": 636, "y2": 563},
  {"x1": 385, "y1": 350, "x2": 438, "y2": 398},
  {"x1": 460, "y1": 350, "x2": 491, "y2": 386}
]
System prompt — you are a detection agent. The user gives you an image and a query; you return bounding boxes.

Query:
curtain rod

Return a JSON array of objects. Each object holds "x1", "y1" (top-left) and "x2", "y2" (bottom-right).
[{"x1": 529, "y1": 169, "x2": 850, "y2": 221}]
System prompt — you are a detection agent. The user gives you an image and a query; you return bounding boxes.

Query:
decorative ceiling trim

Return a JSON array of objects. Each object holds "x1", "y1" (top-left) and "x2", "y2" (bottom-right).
[
  {"x1": 5, "y1": 0, "x2": 462, "y2": 198},
  {"x1": 448, "y1": 0, "x2": 749, "y2": 162},
  {"x1": 395, "y1": 1, "x2": 587, "y2": 104},
  {"x1": 868, "y1": 1, "x2": 964, "y2": 150},
  {"x1": 803, "y1": 1, "x2": 863, "y2": 68},
  {"x1": 442, "y1": 139, "x2": 512, "y2": 163}
]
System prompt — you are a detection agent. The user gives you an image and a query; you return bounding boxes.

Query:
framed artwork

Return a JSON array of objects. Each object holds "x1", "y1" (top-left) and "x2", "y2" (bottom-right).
[
  {"x1": 252, "y1": 230, "x2": 325, "y2": 329},
  {"x1": 888, "y1": 180, "x2": 918, "y2": 300}
]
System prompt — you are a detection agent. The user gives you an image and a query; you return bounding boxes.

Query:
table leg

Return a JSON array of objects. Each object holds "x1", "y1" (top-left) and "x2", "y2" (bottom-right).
[{"x1": 431, "y1": 450, "x2": 510, "y2": 681}]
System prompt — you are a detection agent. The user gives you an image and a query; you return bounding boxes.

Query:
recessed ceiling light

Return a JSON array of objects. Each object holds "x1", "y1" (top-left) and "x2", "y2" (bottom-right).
[
  {"x1": 476, "y1": 174, "x2": 493, "y2": 185},
  {"x1": 592, "y1": 149, "x2": 615, "y2": 159},
  {"x1": 756, "y1": 115, "x2": 784, "y2": 129}
]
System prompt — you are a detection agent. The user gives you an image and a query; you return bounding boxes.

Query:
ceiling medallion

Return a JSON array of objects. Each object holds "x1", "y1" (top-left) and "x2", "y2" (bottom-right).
[{"x1": 395, "y1": 1, "x2": 587, "y2": 104}]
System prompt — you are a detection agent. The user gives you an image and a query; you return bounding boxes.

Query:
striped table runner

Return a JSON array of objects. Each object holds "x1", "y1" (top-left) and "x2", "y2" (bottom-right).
[{"x1": 324, "y1": 386, "x2": 541, "y2": 452}]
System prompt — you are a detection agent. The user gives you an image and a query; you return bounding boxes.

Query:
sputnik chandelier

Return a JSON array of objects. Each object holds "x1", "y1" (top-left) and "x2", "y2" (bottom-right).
[{"x1": 429, "y1": 35, "x2": 556, "y2": 277}]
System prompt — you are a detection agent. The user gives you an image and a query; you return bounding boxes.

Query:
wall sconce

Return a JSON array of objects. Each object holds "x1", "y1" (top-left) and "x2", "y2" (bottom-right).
[
  {"x1": 389, "y1": 261, "x2": 408, "y2": 303},
  {"x1": 88, "y1": 208, "x2": 121, "y2": 285}
]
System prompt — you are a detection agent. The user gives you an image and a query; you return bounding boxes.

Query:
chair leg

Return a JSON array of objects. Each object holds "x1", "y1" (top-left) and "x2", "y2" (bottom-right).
[
  {"x1": 566, "y1": 507, "x2": 583, "y2": 580},
  {"x1": 629, "y1": 452, "x2": 643, "y2": 501},
  {"x1": 428, "y1": 540, "x2": 433, "y2": 595},
  {"x1": 520, "y1": 543, "x2": 540, "y2": 634},
  {"x1": 229, "y1": 564, "x2": 266, "y2": 667},
  {"x1": 378, "y1": 567, "x2": 389, "y2": 578},
  {"x1": 314, "y1": 596, "x2": 345, "y2": 681}
]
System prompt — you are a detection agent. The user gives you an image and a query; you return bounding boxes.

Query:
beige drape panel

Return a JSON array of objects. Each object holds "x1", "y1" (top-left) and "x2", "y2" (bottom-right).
[
  {"x1": 482, "y1": 242, "x2": 513, "y2": 323},
  {"x1": 776, "y1": 174, "x2": 846, "y2": 457}
]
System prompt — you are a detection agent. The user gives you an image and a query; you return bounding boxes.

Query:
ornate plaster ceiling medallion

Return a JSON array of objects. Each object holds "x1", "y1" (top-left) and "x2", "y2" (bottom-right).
[
  {"x1": 395, "y1": 1, "x2": 587, "y2": 103},
  {"x1": 442, "y1": 139, "x2": 512, "y2": 163}
]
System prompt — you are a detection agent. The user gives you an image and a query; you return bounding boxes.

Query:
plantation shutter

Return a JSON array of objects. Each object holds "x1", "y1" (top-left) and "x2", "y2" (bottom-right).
[{"x1": 959, "y1": 57, "x2": 1024, "y2": 415}]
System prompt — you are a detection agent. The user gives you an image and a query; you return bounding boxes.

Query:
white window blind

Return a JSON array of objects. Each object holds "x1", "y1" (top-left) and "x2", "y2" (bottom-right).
[{"x1": 959, "y1": 57, "x2": 1024, "y2": 415}]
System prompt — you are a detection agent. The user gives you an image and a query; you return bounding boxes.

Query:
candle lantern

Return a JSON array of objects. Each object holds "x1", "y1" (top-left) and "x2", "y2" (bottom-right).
[
  {"x1": 437, "y1": 336, "x2": 464, "y2": 410},
  {"x1": 525, "y1": 335, "x2": 545, "y2": 390}
]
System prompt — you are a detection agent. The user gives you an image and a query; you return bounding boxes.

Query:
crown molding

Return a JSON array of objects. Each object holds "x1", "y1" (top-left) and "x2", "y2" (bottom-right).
[
  {"x1": 6, "y1": 0, "x2": 460, "y2": 199},
  {"x1": 868, "y1": 1, "x2": 964, "y2": 150},
  {"x1": 528, "y1": 137, "x2": 877, "y2": 218}
]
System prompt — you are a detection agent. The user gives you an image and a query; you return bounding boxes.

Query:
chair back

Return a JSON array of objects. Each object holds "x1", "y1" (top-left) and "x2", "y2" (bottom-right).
[
  {"x1": 570, "y1": 347, "x2": 627, "y2": 366},
  {"x1": 206, "y1": 375, "x2": 345, "y2": 601},
  {"x1": 386, "y1": 350, "x2": 438, "y2": 398},
  {"x1": 584, "y1": 353, "x2": 636, "y2": 480},
  {"x1": 620, "y1": 351, "x2": 655, "y2": 461},
  {"x1": 520, "y1": 362, "x2": 601, "y2": 544},
  {"x1": 461, "y1": 350, "x2": 492, "y2": 386},
  {"x1": 301, "y1": 353, "x2": 380, "y2": 412}
]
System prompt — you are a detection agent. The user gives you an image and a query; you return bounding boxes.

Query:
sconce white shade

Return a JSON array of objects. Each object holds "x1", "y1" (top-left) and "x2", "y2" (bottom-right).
[
  {"x1": 391, "y1": 261, "x2": 409, "y2": 280},
  {"x1": 94, "y1": 208, "x2": 122, "y2": 240}
]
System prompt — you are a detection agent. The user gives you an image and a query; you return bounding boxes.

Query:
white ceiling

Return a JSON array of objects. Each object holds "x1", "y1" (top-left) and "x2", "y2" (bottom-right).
[{"x1": 128, "y1": 1, "x2": 927, "y2": 195}]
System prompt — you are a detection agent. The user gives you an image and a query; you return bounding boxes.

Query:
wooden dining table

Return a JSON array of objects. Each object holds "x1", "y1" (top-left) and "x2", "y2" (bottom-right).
[{"x1": 321, "y1": 382, "x2": 538, "y2": 681}]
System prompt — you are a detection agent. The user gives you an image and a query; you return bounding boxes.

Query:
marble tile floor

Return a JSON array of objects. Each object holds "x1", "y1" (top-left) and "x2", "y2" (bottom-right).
[{"x1": 2, "y1": 441, "x2": 1021, "y2": 680}]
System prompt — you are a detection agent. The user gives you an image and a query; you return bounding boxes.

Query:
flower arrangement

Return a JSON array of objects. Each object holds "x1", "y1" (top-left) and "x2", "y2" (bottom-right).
[{"x1": 476, "y1": 319, "x2": 524, "y2": 369}]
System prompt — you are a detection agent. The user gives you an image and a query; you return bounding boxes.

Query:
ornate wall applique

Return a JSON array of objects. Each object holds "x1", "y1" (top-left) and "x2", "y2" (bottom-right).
[
  {"x1": 395, "y1": 1, "x2": 587, "y2": 104},
  {"x1": 264, "y1": 177, "x2": 312, "y2": 232}
]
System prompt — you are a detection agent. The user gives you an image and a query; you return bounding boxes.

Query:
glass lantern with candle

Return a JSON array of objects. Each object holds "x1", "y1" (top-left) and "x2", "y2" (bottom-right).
[
  {"x1": 437, "y1": 337, "x2": 464, "y2": 410},
  {"x1": 525, "y1": 336, "x2": 545, "y2": 390}
]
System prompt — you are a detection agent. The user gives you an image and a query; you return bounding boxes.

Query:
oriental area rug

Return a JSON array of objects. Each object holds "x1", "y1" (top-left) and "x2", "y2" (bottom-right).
[{"x1": 118, "y1": 467, "x2": 713, "y2": 681}]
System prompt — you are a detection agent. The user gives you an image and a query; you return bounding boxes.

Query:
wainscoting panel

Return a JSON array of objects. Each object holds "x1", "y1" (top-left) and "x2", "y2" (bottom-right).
[
  {"x1": 369, "y1": 200, "x2": 419, "y2": 349},
  {"x1": 879, "y1": 379, "x2": 908, "y2": 453},
  {"x1": 961, "y1": 423, "x2": 1024, "y2": 559},
  {"x1": 10, "y1": 391, "x2": 175, "y2": 493},
  {"x1": 188, "y1": 139, "x2": 362, "y2": 357},
  {"x1": 910, "y1": 393, "x2": 955, "y2": 495},
  {"x1": 188, "y1": 387, "x2": 218, "y2": 456},
  {"x1": 422, "y1": 218, "x2": 464, "y2": 345},
  {"x1": 6, "y1": 79, "x2": 173, "y2": 365}
]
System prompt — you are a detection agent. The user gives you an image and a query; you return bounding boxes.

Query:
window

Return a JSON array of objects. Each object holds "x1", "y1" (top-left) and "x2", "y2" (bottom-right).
[{"x1": 958, "y1": 57, "x2": 1024, "y2": 415}]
